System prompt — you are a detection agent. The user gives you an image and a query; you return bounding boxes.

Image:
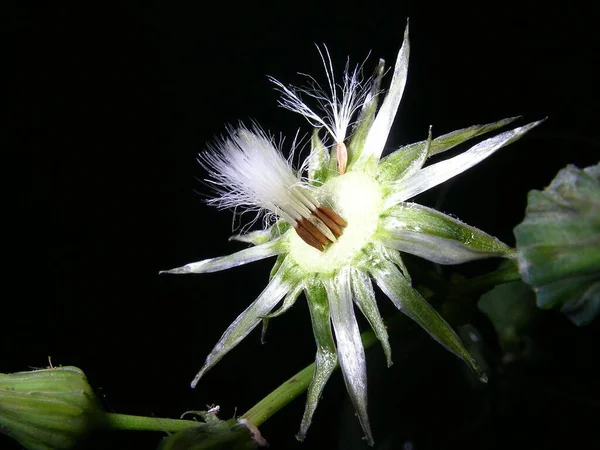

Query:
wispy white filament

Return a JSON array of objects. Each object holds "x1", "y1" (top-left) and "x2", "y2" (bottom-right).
[
  {"x1": 269, "y1": 45, "x2": 372, "y2": 144},
  {"x1": 199, "y1": 126, "x2": 314, "y2": 227}
]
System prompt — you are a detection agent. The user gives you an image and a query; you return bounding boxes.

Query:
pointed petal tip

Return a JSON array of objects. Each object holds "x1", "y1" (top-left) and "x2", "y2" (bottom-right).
[
  {"x1": 469, "y1": 358, "x2": 489, "y2": 383},
  {"x1": 190, "y1": 365, "x2": 208, "y2": 388},
  {"x1": 159, "y1": 266, "x2": 190, "y2": 275},
  {"x1": 476, "y1": 366, "x2": 489, "y2": 383}
]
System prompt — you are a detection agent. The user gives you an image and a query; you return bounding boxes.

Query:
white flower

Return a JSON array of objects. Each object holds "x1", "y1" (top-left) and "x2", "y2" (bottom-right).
[{"x1": 163, "y1": 23, "x2": 542, "y2": 446}]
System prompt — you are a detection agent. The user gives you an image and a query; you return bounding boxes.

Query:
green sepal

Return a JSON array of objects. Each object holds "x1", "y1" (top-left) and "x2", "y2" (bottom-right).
[
  {"x1": 297, "y1": 277, "x2": 338, "y2": 442},
  {"x1": 307, "y1": 129, "x2": 330, "y2": 185},
  {"x1": 269, "y1": 254, "x2": 286, "y2": 280},
  {"x1": 377, "y1": 116, "x2": 520, "y2": 183},
  {"x1": 514, "y1": 163, "x2": 600, "y2": 325}
]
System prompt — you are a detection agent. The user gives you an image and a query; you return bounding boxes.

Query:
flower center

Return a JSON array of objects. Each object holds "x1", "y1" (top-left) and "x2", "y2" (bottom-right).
[{"x1": 288, "y1": 171, "x2": 383, "y2": 274}]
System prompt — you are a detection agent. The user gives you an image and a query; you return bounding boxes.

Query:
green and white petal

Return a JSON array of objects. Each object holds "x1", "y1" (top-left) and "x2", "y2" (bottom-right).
[
  {"x1": 161, "y1": 239, "x2": 282, "y2": 274},
  {"x1": 385, "y1": 120, "x2": 544, "y2": 207},
  {"x1": 354, "y1": 23, "x2": 410, "y2": 171},
  {"x1": 350, "y1": 268, "x2": 392, "y2": 367},
  {"x1": 377, "y1": 116, "x2": 520, "y2": 183},
  {"x1": 324, "y1": 267, "x2": 374, "y2": 446},
  {"x1": 378, "y1": 203, "x2": 515, "y2": 264},
  {"x1": 370, "y1": 258, "x2": 487, "y2": 382},
  {"x1": 346, "y1": 58, "x2": 385, "y2": 167},
  {"x1": 307, "y1": 129, "x2": 330, "y2": 186},
  {"x1": 191, "y1": 257, "x2": 299, "y2": 388},
  {"x1": 298, "y1": 278, "x2": 338, "y2": 442}
]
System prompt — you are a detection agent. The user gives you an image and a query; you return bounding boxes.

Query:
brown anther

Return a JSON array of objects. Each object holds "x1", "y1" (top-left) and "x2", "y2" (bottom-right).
[
  {"x1": 298, "y1": 218, "x2": 329, "y2": 246},
  {"x1": 295, "y1": 207, "x2": 348, "y2": 252},
  {"x1": 294, "y1": 225, "x2": 323, "y2": 251},
  {"x1": 314, "y1": 208, "x2": 342, "y2": 237},
  {"x1": 317, "y1": 206, "x2": 347, "y2": 227}
]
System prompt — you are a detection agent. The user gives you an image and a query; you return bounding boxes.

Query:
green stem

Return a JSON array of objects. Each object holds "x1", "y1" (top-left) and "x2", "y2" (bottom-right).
[
  {"x1": 449, "y1": 261, "x2": 521, "y2": 295},
  {"x1": 98, "y1": 412, "x2": 201, "y2": 432},
  {"x1": 240, "y1": 364, "x2": 314, "y2": 427}
]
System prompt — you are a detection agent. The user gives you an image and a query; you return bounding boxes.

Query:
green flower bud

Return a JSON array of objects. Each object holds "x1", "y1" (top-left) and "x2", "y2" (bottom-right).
[
  {"x1": 514, "y1": 163, "x2": 600, "y2": 326},
  {"x1": 0, "y1": 366, "x2": 101, "y2": 450}
]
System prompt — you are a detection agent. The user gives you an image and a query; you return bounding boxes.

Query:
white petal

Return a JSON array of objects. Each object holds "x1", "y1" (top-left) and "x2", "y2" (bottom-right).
[
  {"x1": 325, "y1": 266, "x2": 374, "y2": 446},
  {"x1": 298, "y1": 280, "x2": 338, "y2": 442},
  {"x1": 370, "y1": 259, "x2": 486, "y2": 381},
  {"x1": 355, "y1": 23, "x2": 409, "y2": 168},
  {"x1": 381, "y1": 231, "x2": 508, "y2": 264},
  {"x1": 160, "y1": 239, "x2": 281, "y2": 274},
  {"x1": 385, "y1": 120, "x2": 544, "y2": 207},
  {"x1": 191, "y1": 257, "x2": 295, "y2": 387}
]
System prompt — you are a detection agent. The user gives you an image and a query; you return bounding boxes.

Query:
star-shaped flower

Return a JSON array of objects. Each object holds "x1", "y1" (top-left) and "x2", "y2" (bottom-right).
[{"x1": 163, "y1": 24, "x2": 542, "y2": 445}]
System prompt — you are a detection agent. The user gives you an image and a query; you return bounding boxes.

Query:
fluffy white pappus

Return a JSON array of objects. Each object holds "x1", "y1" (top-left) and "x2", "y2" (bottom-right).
[
  {"x1": 199, "y1": 126, "x2": 317, "y2": 229},
  {"x1": 269, "y1": 45, "x2": 373, "y2": 145}
]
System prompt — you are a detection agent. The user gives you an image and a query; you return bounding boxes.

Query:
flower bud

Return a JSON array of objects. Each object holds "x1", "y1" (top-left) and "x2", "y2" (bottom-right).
[{"x1": 0, "y1": 366, "x2": 101, "y2": 450}]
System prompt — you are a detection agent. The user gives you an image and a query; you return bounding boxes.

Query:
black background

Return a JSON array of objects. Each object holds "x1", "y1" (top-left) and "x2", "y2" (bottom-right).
[{"x1": 8, "y1": 1, "x2": 599, "y2": 449}]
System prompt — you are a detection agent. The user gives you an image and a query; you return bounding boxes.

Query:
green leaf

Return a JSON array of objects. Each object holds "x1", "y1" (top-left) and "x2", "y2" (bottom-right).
[
  {"x1": 514, "y1": 163, "x2": 600, "y2": 326},
  {"x1": 478, "y1": 280, "x2": 538, "y2": 356}
]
